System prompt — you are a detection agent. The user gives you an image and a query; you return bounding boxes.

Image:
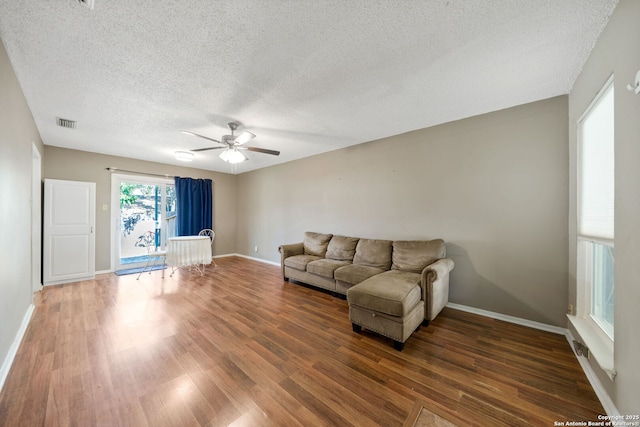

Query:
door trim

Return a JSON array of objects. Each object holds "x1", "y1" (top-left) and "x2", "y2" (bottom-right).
[{"x1": 31, "y1": 143, "x2": 42, "y2": 293}]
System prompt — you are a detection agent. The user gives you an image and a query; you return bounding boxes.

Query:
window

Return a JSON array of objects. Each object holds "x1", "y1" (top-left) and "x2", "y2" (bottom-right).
[
  {"x1": 576, "y1": 77, "x2": 615, "y2": 343},
  {"x1": 590, "y1": 242, "x2": 614, "y2": 336}
]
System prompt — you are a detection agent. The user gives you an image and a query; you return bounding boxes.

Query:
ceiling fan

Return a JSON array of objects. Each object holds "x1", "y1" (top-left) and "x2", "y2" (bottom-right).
[{"x1": 181, "y1": 122, "x2": 280, "y2": 164}]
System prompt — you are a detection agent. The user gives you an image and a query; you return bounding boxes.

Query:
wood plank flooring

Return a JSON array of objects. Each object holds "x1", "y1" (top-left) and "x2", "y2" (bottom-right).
[{"x1": 0, "y1": 256, "x2": 604, "y2": 426}]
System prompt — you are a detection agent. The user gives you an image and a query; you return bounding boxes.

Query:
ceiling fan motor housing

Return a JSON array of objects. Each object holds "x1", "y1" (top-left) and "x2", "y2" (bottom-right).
[{"x1": 222, "y1": 135, "x2": 235, "y2": 145}]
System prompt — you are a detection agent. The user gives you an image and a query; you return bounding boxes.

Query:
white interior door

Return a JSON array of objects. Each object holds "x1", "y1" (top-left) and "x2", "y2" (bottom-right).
[{"x1": 43, "y1": 179, "x2": 96, "y2": 286}]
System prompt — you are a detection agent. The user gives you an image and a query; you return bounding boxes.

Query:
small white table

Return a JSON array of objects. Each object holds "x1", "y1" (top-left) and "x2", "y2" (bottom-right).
[{"x1": 166, "y1": 236, "x2": 212, "y2": 276}]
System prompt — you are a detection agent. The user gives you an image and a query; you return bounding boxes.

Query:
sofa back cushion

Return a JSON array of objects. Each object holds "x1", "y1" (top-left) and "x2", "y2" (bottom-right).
[
  {"x1": 326, "y1": 235, "x2": 359, "y2": 261},
  {"x1": 392, "y1": 239, "x2": 445, "y2": 273},
  {"x1": 353, "y1": 239, "x2": 393, "y2": 270},
  {"x1": 303, "y1": 232, "x2": 333, "y2": 257}
]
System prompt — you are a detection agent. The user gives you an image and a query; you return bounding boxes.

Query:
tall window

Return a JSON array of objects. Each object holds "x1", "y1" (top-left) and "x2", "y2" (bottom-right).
[{"x1": 577, "y1": 77, "x2": 614, "y2": 340}]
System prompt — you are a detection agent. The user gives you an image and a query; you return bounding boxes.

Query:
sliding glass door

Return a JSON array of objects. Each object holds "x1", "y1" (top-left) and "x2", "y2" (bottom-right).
[{"x1": 111, "y1": 174, "x2": 176, "y2": 271}]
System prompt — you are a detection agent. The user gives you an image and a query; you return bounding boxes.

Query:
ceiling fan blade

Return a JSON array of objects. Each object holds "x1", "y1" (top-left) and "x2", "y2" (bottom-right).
[
  {"x1": 234, "y1": 130, "x2": 256, "y2": 146},
  {"x1": 190, "y1": 146, "x2": 226, "y2": 152},
  {"x1": 245, "y1": 147, "x2": 280, "y2": 156},
  {"x1": 181, "y1": 130, "x2": 223, "y2": 145}
]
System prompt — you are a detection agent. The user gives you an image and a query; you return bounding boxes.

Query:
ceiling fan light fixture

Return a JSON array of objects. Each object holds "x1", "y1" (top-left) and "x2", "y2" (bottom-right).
[
  {"x1": 220, "y1": 148, "x2": 246, "y2": 164},
  {"x1": 229, "y1": 150, "x2": 247, "y2": 164},
  {"x1": 174, "y1": 151, "x2": 194, "y2": 162},
  {"x1": 219, "y1": 149, "x2": 231, "y2": 162}
]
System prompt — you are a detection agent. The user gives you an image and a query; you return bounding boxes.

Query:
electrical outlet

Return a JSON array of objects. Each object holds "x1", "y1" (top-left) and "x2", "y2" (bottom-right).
[
  {"x1": 573, "y1": 340, "x2": 589, "y2": 358},
  {"x1": 573, "y1": 340, "x2": 584, "y2": 356},
  {"x1": 254, "y1": 246, "x2": 259, "y2": 252},
  {"x1": 567, "y1": 304, "x2": 574, "y2": 315}
]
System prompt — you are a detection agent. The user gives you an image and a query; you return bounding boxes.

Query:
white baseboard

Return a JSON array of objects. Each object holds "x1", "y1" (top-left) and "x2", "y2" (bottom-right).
[
  {"x1": 565, "y1": 330, "x2": 620, "y2": 416},
  {"x1": 213, "y1": 252, "x2": 236, "y2": 259},
  {"x1": 445, "y1": 302, "x2": 566, "y2": 335},
  {"x1": 215, "y1": 253, "x2": 280, "y2": 267},
  {"x1": 0, "y1": 304, "x2": 35, "y2": 393},
  {"x1": 446, "y1": 302, "x2": 618, "y2": 416}
]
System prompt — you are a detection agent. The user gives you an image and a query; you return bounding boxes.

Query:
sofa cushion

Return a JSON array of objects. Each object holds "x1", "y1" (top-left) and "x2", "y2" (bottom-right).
[
  {"x1": 326, "y1": 235, "x2": 359, "y2": 261},
  {"x1": 303, "y1": 232, "x2": 333, "y2": 257},
  {"x1": 391, "y1": 239, "x2": 446, "y2": 273},
  {"x1": 347, "y1": 270, "x2": 422, "y2": 317},
  {"x1": 352, "y1": 239, "x2": 393, "y2": 270},
  {"x1": 284, "y1": 254, "x2": 322, "y2": 271},
  {"x1": 335, "y1": 264, "x2": 386, "y2": 285},
  {"x1": 307, "y1": 259, "x2": 351, "y2": 279}
]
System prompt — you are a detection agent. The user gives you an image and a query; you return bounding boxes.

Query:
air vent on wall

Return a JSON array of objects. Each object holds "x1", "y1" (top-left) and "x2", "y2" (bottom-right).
[
  {"x1": 56, "y1": 117, "x2": 77, "y2": 129},
  {"x1": 76, "y1": 0, "x2": 95, "y2": 10}
]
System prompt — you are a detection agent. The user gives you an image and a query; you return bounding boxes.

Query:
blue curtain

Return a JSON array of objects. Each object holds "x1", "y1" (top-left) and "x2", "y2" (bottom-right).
[{"x1": 174, "y1": 177, "x2": 212, "y2": 236}]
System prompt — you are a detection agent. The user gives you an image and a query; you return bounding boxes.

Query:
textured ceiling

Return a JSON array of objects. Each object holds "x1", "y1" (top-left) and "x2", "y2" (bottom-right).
[{"x1": 0, "y1": 0, "x2": 618, "y2": 174}]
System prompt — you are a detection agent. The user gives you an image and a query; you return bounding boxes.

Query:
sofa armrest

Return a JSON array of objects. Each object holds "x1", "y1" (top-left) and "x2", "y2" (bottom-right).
[
  {"x1": 421, "y1": 258, "x2": 455, "y2": 321},
  {"x1": 278, "y1": 242, "x2": 304, "y2": 278}
]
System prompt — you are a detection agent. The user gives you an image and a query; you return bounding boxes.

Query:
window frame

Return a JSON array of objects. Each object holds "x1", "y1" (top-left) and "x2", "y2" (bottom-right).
[{"x1": 570, "y1": 75, "x2": 615, "y2": 380}]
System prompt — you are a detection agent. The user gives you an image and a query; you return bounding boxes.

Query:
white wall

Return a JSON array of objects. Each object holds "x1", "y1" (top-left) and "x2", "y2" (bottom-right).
[
  {"x1": 0, "y1": 38, "x2": 43, "y2": 384},
  {"x1": 237, "y1": 96, "x2": 569, "y2": 327},
  {"x1": 568, "y1": 0, "x2": 640, "y2": 414}
]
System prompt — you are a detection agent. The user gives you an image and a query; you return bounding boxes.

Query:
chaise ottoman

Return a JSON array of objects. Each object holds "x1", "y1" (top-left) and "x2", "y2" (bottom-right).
[{"x1": 347, "y1": 270, "x2": 425, "y2": 351}]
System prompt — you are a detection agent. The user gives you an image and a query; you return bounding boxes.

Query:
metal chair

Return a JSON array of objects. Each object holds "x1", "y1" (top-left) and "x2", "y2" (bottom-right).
[
  {"x1": 135, "y1": 231, "x2": 167, "y2": 279},
  {"x1": 198, "y1": 228, "x2": 217, "y2": 267}
]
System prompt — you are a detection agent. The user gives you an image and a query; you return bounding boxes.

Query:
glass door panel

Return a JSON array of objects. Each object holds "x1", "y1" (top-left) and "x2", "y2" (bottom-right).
[{"x1": 112, "y1": 174, "x2": 175, "y2": 271}]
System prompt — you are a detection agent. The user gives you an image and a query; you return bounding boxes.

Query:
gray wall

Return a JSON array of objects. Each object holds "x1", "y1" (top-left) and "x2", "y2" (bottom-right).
[
  {"x1": 44, "y1": 147, "x2": 238, "y2": 271},
  {"x1": 237, "y1": 96, "x2": 569, "y2": 327},
  {"x1": 568, "y1": 0, "x2": 640, "y2": 414},
  {"x1": 0, "y1": 39, "x2": 43, "y2": 376}
]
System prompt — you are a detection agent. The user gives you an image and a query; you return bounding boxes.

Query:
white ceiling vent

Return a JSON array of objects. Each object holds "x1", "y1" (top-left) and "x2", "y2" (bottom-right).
[
  {"x1": 76, "y1": 0, "x2": 95, "y2": 10},
  {"x1": 56, "y1": 117, "x2": 77, "y2": 129}
]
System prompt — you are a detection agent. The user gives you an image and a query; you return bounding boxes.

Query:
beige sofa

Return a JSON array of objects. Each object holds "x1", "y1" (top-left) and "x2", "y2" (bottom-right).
[{"x1": 278, "y1": 232, "x2": 455, "y2": 327}]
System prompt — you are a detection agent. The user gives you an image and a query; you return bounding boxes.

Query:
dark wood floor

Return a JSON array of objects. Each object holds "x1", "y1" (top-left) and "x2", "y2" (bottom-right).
[{"x1": 0, "y1": 256, "x2": 604, "y2": 426}]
